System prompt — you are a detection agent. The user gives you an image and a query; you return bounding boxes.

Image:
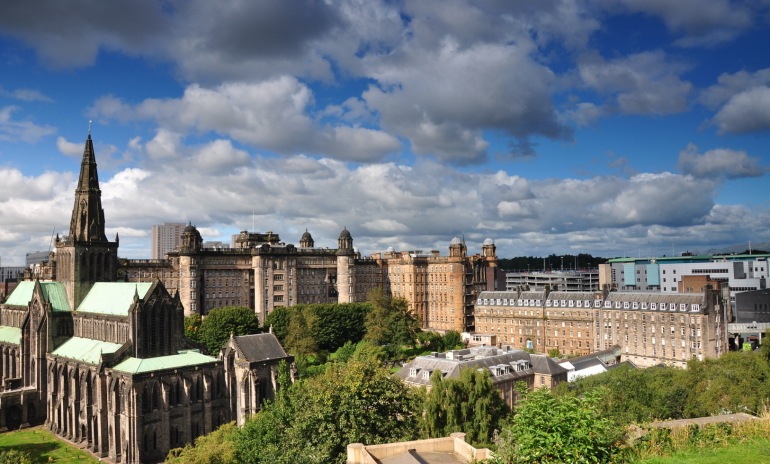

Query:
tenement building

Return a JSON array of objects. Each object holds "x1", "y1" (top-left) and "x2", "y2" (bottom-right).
[
  {"x1": 474, "y1": 286, "x2": 728, "y2": 368},
  {"x1": 0, "y1": 135, "x2": 288, "y2": 463},
  {"x1": 120, "y1": 229, "x2": 499, "y2": 333}
]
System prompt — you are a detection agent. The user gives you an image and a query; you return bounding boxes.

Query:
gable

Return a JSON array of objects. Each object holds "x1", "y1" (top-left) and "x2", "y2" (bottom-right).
[{"x1": 4, "y1": 281, "x2": 71, "y2": 312}]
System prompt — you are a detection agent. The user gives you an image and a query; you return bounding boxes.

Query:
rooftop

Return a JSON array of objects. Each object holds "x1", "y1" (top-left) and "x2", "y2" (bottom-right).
[
  {"x1": 113, "y1": 350, "x2": 218, "y2": 374},
  {"x1": 51, "y1": 337, "x2": 124, "y2": 365},
  {"x1": 4, "y1": 281, "x2": 71, "y2": 312},
  {"x1": 77, "y1": 282, "x2": 153, "y2": 316}
]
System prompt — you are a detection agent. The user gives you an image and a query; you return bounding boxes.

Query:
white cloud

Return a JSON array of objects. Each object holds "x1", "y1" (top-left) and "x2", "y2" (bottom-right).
[
  {"x1": 678, "y1": 143, "x2": 765, "y2": 178},
  {"x1": 56, "y1": 136, "x2": 82, "y2": 157},
  {"x1": 710, "y1": 86, "x2": 770, "y2": 134},
  {"x1": 0, "y1": 106, "x2": 57, "y2": 142}
]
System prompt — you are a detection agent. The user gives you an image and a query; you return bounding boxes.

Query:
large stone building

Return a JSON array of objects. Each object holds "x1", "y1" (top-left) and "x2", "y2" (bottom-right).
[
  {"x1": 474, "y1": 286, "x2": 728, "y2": 368},
  {"x1": 120, "y1": 228, "x2": 500, "y2": 334},
  {"x1": 0, "y1": 135, "x2": 288, "y2": 463}
]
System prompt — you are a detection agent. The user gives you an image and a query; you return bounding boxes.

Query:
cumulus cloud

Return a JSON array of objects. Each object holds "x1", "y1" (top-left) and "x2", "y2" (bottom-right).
[
  {"x1": 577, "y1": 51, "x2": 693, "y2": 116},
  {"x1": 709, "y1": 86, "x2": 770, "y2": 134},
  {"x1": 677, "y1": 143, "x2": 765, "y2": 178},
  {"x1": 90, "y1": 78, "x2": 401, "y2": 162}
]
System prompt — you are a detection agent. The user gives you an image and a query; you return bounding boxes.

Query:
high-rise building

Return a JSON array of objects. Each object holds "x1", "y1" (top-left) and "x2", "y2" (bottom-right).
[{"x1": 151, "y1": 223, "x2": 186, "y2": 259}]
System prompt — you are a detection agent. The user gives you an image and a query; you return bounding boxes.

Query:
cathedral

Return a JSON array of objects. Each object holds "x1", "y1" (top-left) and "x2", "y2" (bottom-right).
[{"x1": 0, "y1": 135, "x2": 288, "y2": 462}]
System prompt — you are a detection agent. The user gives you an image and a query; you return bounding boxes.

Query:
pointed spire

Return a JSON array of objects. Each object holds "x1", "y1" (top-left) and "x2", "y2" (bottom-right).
[{"x1": 68, "y1": 132, "x2": 108, "y2": 242}]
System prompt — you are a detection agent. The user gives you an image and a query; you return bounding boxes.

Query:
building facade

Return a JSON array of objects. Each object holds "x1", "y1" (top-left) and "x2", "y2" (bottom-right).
[
  {"x1": 120, "y1": 229, "x2": 499, "y2": 334},
  {"x1": 474, "y1": 286, "x2": 727, "y2": 368}
]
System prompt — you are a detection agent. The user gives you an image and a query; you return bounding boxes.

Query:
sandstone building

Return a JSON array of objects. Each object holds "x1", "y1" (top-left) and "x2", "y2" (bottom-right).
[
  {"x1": 474, "y1": 286, "x2": 728, "y2": 368},
  {"x1": 0, "y1": 135, "x2": 287, "y2": 463}
]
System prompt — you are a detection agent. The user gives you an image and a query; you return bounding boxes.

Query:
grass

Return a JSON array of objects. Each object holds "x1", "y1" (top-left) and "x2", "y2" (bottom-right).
[
  {"x1": 637, "y1": 438, "x2": 770, "y2": 463},
  {"x1": 0, "y1": 427, "x2": 99, "y2": 463}
]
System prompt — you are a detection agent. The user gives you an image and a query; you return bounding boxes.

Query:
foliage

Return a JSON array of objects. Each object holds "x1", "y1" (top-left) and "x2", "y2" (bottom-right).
[
  {"x1": 184, "y1": 313, "x2": 202, "y2": 344},
  {"x1": 264, "y1": 303, "x2": 371, "y2": 353},
  {"x1": 422, "y1": 368, "x2": 509, "y2": 447},
  {"x1": 284, "y1": 309, "x2": 318, "y2": 355},
  {"x1": 235, "y1": 359, "x2": 423, "y2": 464},
  {"x1": 350, "y1": 340, "x2": 387, "y2": 364},
  {"x1": 416, "y1": 331, "x2": 444, "y2": 351},
  {"x1": 442, "y1": 330, "x2": 465, "y2": 350},
  {"x1": 364, "y1": 288, "x2": 420, "y2": 353},
  {"x1": 0, "y1": 450, "x2": 32, "y2": 464},
  {"x1": 198, "y1": 306, "x2": 260, "y2": 354},
  {"x1": 494, "y1": 387, "x2": 626, "y2": 464},
  {"x1": 263, "y1": 306, "x2": 291, "y2": 341},
  {"x1": 548, "y1": 348, "x2": 563, "y2": 358},
  {"x1": 166, "y1": 422, "x2": 237, "y2": 464},
  {"x1": 332, "y1": 340, "x2": 357, "y2": 363},
  {"x1": 760, "y1": 329, "x2": 770, "y2": 360}
]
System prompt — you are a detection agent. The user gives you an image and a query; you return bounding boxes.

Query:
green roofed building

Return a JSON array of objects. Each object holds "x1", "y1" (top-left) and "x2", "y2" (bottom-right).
[{"x1": 0, "y1": 133, "x2": 290, "y2": 463}]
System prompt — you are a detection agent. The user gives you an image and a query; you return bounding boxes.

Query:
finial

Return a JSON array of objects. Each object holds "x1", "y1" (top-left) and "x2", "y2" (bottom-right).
[{"x1": 88, "y1": 120, "x2": 92, "y2": 135}]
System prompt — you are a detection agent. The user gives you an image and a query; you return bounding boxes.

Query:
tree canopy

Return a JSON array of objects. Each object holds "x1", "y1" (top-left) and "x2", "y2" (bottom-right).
[
  {"x1": 364, "y1": 288, "x2": 420, "y2": 353},
  {"x1": 198, "y1": 306, "x2": 260, "y2": 354}
]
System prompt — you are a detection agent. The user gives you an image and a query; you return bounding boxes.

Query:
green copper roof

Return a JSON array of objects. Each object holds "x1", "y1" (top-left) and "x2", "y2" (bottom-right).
[
  {"x1": 4, "y1": 281, "x2": 71, "y2": 312},
  {"x1": 0, "y1": 326, "x2": 21, "y2": 345},
  {"x1": 112, "y1": 350, "x2": 218, "y2": 374},
  {"x1": 51, "y1": 337, "x2": 124, "y2": 365},
  {"x1": 77, "y1": 282, "x2": 153, "y2": 316}
]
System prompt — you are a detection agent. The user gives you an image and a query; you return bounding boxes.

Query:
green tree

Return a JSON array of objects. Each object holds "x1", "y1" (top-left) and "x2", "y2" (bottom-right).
[
  {"x1": 417, "y1": 331, "x2": 444, "y2": 351},
  {"x1": 235, "y1": 359, "x2": 422, "y2": 464},
  {"x1": 494, "y1": 388, "x2": 626, "y2": 464},
  {"x1": 198, "y1": 306, "x2": 260, "y2": 354},
  {"x1": 263, "y1": 306, "x2": 291, "y2": 341},
  {"x1": 184, "y1": 313, "x2": 202, "y2": 344},
  {"x1": 0, "y1": 450, "x2": 32, "y2": 464},
  {"x1": 284, "y1": 308, "x2": 318, "y2": 355},
  {"x1": 166, "y1": 422, "x2": 237, "y2": 464},
  {"x1": 332, "y1": 340, "x2": 357, "y2": 363},
  {"x1": 364, "y1": 289, "x2": 420, "y2": 351},
  {"x1": 309, "y1": 302, "x2": 370, "y2": 352},
  {"x1": 442, "y1": 330, "x2": 464, "y2": 350},
  {"x1": 422, "y1": 368, "x2": 509, "y2": 447}
]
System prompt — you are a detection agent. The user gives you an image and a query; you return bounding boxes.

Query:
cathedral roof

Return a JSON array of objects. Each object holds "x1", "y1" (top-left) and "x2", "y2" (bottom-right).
[
  {"x1": 0, "y1": 326, "x2": 21, "y2": 345},
  {"x1": 4, "y1": 281, "x2": 71, "y2": 312},
  {"x1": 231, "y1": 333, "x2": 291, "y2": 363},
  {"x1": 112, "y1": 350, "x2": 219, "y2": 374},
  {"x1": 77, "y1": 282, "x2": 153, "y2": 316},
  {"x1": 51, "y1": 336, "x2": 123, "y2": 365}
]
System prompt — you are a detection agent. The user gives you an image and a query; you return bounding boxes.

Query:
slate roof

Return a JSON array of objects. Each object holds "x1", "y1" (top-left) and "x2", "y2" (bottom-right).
[
  {"x1": 231, "y1": 333, "x2": 291, "y2": 363},
  {"x1": 0, "y1": 326, "x2": 21, "y2": 345},
  {"x1": 112, "y1": 350, "x2": 219, "y2": 374},
  {"x1": 396, "y1": 347, "x2": 537, "y2": 386},
  {"x1": 4, "y1": 281, "x2": 71, "y2": 312},
  {"x1": 529, "y1": 354, "x2": 568, "y2": 375},
  {"x1": 51, "y1": 337, "x2": 124, "y2": 364},
  {"x1": 77, "y1": 282, "x2": 153, "y2": 316}
]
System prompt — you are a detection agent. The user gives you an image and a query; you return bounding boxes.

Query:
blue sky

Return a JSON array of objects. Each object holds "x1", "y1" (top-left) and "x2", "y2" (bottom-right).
[{"x1": 1, "y1": 0, "x2": 769, "y2": 265}]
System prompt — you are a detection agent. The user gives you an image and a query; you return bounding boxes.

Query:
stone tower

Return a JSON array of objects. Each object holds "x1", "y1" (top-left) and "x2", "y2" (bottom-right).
[
  {"x1": 336, "y1": 227, "x2": 355, "y2": 303},
  {"x1": 55, "y1": 134, "x2": 119, "y2": 309}
]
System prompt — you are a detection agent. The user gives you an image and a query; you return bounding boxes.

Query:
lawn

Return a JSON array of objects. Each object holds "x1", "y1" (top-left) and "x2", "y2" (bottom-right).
[
  {"x1": 0, "y1": 427, "x2": 99, "y2": 463},
  {"x1": 637, "y1": 438, "x2": 770, "y2": 463}
]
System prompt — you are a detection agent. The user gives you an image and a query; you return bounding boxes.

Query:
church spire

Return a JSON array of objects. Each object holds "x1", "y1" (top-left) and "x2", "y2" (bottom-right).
[{"x1": 68, "y1": 133, "x2": 108, "y2": 242}]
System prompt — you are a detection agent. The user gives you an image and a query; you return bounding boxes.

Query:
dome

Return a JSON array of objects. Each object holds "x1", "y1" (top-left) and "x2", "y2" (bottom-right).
[
  {"x1": 386, "y1": 246, "x2": 395, "y2": 253},
  {"x1": 301, "y1": 229, "x2": 313, "y2": 241},
  {"x1": 483, "y1": 238, "x2": 494, "y2": 246},
  {"x1": 450, "y1": 236, "x2": 461, "y2": 246},
  {"x1": 183, "y1": 223, "x2": 198, "y2": 234},
  {"x1": 339, "y1": 227, "x2": 352, "y2": 240}
]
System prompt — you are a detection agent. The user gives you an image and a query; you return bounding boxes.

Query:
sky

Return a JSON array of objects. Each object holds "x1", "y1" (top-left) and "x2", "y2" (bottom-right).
[{"x1": 1, "y1": 0, "x2": 769, "y2": 266}]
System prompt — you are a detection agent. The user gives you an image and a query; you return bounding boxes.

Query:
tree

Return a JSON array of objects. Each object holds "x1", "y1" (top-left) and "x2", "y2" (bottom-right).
[
  {"x1": 364, "y1": 289, "x2": 420, "y2": 351},
  {"x1": 417, "y1": 331, "x2": 443, "y2": 351},
  {"x1": 494, "y1": 388, "x2": 626, "y2": 464},
  {"x1": 284, "y1": 307, "x2": 318, "y2": 355},
  {"x1": 166, "y1": 422, "x2": 237, "y2": 464},
  {"x1": 198, "y1": 306, "x2": 260, "y2": 354},
  {"x1": 442, "y1": 330, "x2": 464, "y2": 350},
  {"x1": 263, "y1": 306, "x2": 290, "y2": 341},
  {"x1": 184, "y1": 313, "x2": 202, "y2": 344},
  {"x1": 235, "y1": 359, "x2": 422, "y2": 464},
  {"x1": 422, "y1": 368, "x2": 509, "y2": 447}
]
